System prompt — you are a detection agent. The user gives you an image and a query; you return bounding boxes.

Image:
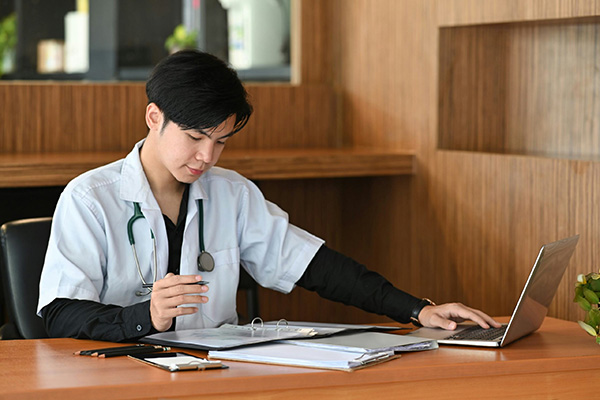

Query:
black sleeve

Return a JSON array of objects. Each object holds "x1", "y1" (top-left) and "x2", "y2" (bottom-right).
[
  {"x1": 296, "y1": 244, "x2": 423, "y2": 323},
  {"x1": 41, "y1": 298, "x2": 158, "y2": 342}
]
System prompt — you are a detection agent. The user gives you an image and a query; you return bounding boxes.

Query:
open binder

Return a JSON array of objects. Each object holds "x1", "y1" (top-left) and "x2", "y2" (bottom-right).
[{"x1": 141, "y1": 318, "x2": 405, "y2": 351}]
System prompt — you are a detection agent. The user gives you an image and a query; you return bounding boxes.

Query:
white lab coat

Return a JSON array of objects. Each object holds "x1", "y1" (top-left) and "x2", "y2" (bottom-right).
[{"x1": 37, "y1": 140, "x2": 324, "y2": 330}]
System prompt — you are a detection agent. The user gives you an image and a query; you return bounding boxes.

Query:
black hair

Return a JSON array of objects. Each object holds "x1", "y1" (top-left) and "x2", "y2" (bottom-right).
[{"x1": 146, "y1": 50, "x2": 253, "y2": 135}]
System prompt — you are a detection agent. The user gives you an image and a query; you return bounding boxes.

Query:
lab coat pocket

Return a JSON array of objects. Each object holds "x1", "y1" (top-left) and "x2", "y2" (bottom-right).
[{"x1": 196, "y1": 247, "x2": 241, "y2": 328}]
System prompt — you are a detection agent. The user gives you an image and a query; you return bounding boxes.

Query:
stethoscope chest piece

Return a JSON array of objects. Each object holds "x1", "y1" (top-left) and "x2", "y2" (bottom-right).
[
  {"x1": 196, "y1": 199, "x2": 214, "y2": 272},
  {"x1": 198, "y1": 251, "x2": 215, "y2": 272}
]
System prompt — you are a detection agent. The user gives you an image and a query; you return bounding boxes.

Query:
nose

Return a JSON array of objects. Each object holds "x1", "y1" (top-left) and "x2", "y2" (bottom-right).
[{"x1": 195, "y1": 139, "x2": 214, "y2": 164}]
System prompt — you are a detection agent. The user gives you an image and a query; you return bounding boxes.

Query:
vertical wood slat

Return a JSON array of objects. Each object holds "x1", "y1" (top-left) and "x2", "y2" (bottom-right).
[
  {"x1": 0, "y1": 83, "x2": 148, "y2": 153},
  {"x1": 0, "y1": 83, "x2": 338, "y2": 153}
]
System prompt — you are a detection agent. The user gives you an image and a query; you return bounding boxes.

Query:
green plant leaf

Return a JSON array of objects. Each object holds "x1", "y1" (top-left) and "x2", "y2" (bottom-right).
[
  {"x1": 590, "y1": 279, "x2": 600, "y2": 292},
  {"x1": 576, "y1": 295, "x2": 592, "y2": 311},
  {"x1": 578, "y1": 320, "x2": 598, "y2": 337},
  {"x1": 583, "y1": 287, "x2": 600, "y2": 304},
  {"x1": 585, "y1": 309, "x2": 600, "y2": 329},
  {"x1": 574, "y1": 286, "x2": 583, "y2": 301}
]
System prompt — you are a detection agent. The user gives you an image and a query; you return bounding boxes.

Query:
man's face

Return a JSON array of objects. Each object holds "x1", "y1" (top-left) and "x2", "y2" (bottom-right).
[{"x1": 153, "y1": 112, "x2": 236, "y2": 184}]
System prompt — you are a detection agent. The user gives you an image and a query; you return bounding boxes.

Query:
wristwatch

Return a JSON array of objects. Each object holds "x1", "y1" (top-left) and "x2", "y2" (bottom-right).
[{"x1": 410, "y1": 298, "x2": 436, "y2": 327}]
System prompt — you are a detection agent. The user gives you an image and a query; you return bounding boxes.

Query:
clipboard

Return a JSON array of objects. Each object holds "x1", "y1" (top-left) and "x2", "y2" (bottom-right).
[{"x1": 128, "y1": 352, "x2": 228, "y2": 372}]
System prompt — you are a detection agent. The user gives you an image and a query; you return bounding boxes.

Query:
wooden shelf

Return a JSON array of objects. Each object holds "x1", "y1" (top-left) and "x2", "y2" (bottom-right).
[
  {"x1": 438, "y1": 17, "x2": 600, "y2": 160},
  {"x1": 0, "y1": 148, "x2": 415, "y2": 188}
]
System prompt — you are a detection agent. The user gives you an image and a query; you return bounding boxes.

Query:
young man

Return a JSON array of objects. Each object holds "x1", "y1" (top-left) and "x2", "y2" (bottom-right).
[{"x1": 37, "y1": 50, "x2": 499, "y2": 341}]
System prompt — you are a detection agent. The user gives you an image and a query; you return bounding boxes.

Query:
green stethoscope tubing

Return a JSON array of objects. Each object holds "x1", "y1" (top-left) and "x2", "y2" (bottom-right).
[
  {"x1": 127, "y1": 199, "x2": 215, "y2": 293},
  {"x1": 128, "y1": 202, "x2": 157, "y2": 288}
]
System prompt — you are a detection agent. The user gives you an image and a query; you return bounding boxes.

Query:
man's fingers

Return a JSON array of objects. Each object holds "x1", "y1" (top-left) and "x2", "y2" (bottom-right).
[
  {"x1": 154, "y1": 274, "x2": 205, "y2": 290},
  {"x1": 421, "y1": 303, "x2": 500, "y2": 330}
]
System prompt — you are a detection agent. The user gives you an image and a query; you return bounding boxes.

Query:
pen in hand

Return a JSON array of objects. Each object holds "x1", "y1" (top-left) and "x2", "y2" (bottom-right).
[{"x1": 142, "y1": 281, "x2": 209, "y2": 289}]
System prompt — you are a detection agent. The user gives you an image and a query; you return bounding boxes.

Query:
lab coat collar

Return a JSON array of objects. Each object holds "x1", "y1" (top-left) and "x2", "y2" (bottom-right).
[
  {"x1": 119, "y1": 139, "x2": 158, "y2": 207},
  {"x1": 119, "y1": 139, "x2": 209, "y2": 205}
]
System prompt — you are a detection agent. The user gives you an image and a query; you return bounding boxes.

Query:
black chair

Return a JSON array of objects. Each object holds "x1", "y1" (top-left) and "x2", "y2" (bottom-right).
[
  {"x1": 238, "y1": 267, "x2": 260, "y2": 324},
  {"x1": 0, "y1": 217, "x2": 52, "y2": 339},
  {"x1": 0, "y1": 216, "x2": 260, "y2": 338}
]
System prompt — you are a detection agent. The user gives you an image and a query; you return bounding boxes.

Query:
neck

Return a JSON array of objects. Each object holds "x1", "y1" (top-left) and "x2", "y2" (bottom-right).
[{"x1": 139, "y1": 136, "x2": 185, "y2": 198}]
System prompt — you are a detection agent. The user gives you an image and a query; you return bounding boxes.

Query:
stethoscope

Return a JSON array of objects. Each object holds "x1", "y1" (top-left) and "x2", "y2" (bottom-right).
[{"x1": 127, "y1": 199, "x2": 215, "y2": 296}]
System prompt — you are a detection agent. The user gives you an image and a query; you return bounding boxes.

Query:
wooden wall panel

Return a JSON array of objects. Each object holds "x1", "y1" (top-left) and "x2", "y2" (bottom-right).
[
  {"x1": 297, "y1": 0, "x2": 338, "y2": 85},
  {"x1": 0, "y1": 83, "x2": 338, "y2": 153},
  {"x1": 0, "y1": 83, "x2": 148, "y2": 153},
  {"x1": 330, "y1": 0, "x2": 600, "y2": 323},
  {"x1": 256, "y1": 176, "x2": 413, "y2": 324}
]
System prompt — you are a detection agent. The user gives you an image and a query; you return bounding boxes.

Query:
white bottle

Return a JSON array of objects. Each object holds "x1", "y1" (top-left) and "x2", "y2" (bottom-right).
[
  {"x1": 218, "y1": 0, "x2": 289, "y2": 70},
  {"x1": 64, "y1": 0, "x2": 89, "y2": 74}
]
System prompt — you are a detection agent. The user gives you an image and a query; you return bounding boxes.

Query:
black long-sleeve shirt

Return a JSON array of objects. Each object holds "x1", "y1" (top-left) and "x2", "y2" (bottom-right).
[
  {"x1": 41, "y1": 187, "x2": 421, "y2": 341},
  {"x1": 42, "y1": 244, "x2": 421, "y2": 342}
]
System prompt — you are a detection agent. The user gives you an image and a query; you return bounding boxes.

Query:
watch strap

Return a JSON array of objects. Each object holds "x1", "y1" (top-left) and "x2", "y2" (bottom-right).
[{"x1": 410, "y1": 298, "x2": 435, "y2": 327}]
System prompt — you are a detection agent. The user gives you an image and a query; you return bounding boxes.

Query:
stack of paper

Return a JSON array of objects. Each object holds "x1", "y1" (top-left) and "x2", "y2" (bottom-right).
[
  {"x1": 279, "y1": 331, "x2": 438, "y2": 353},
  {"x1": 208, "y1": 331, "x2": 437, "y2": 371},
  {"x1": 209, "y1": 343, "x2": 397, "y2": 371}
]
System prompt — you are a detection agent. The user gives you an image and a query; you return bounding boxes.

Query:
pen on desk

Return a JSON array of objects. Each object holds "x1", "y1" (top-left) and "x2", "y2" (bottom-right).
[
  {"x1": 89, "y1": 344, "x2": 164, "y2": 357},
  {"x1": 75, "y1": 344, "x2": 146, "y2": 356},
  {"x1": 142, "y1": 281, "x2": 209, "y2": 289},
  {"x1": 97, "y1": 346, "x2": 171, "y2": 358}
]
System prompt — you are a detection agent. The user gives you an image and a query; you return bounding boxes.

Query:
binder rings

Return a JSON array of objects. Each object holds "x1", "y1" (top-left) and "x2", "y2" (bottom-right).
[{"x1": 141, "y1": 319, "x2": 317, "y2": 350}]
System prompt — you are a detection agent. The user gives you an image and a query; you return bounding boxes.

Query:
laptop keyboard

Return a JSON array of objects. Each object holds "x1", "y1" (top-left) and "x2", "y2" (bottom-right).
[{"x1": 445, "y1": 325, "x2": 507, "y2": 341}]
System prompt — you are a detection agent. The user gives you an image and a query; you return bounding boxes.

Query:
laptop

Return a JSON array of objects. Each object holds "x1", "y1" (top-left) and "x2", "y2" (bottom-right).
[{"x1": 408, "y1": 235, "x2": 579, "y2": 347}]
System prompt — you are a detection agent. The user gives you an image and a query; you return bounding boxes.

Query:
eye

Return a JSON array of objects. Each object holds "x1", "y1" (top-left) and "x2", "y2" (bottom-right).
[{"x1": 187, "y1": 133, "x2": 201, "y2": 141}]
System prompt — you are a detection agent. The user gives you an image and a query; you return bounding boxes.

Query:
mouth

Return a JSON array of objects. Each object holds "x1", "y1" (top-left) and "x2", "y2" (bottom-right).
[{"x1": 187, "y1": 166, "x2": 204, "y2": 176}]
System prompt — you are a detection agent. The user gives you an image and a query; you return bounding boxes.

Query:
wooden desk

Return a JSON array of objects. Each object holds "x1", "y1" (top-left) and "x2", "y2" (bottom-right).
[{"x1": 0, "y1": 318, "x2": 597, "y2": 400}]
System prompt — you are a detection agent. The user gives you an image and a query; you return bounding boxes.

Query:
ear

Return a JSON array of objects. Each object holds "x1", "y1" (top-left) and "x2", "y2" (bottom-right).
[{"x1": 145, "y1": 103, "x2": 164, "y2": 132}]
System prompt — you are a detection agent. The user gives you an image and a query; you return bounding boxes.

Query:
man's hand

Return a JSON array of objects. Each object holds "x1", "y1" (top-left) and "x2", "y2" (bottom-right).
[
  {"x1": 149, "y1": 273, "x2": 209, "y2": 332},
  {"x1": 418, "y1": 302, "x2": 501, "y2": 330}
]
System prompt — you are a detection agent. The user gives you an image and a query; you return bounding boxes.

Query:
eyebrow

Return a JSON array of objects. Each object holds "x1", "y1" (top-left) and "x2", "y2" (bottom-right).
[{"x1": 194, "y1": 128, "x2": 236, "y2": 141}]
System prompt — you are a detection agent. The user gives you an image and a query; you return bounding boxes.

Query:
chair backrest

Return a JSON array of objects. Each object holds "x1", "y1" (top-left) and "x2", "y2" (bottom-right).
[
  {"x1": 238, "y1": 267, "x2": 260, "y2": 324},
  {"x1": 0, "y1": 216, "x2": 260, "y2": 337},
  {"x1": 0, "y1": 217, "x2": 52, "y2": 339}
]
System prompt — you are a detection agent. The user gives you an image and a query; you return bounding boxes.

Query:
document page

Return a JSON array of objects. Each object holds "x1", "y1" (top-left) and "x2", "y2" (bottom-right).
[
  {"x1": 209, "y1": 343, "x2": 396, "y2": 371},
  {"x1": 280, "y1": 331, "x2": 438, "y2": 353}
]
